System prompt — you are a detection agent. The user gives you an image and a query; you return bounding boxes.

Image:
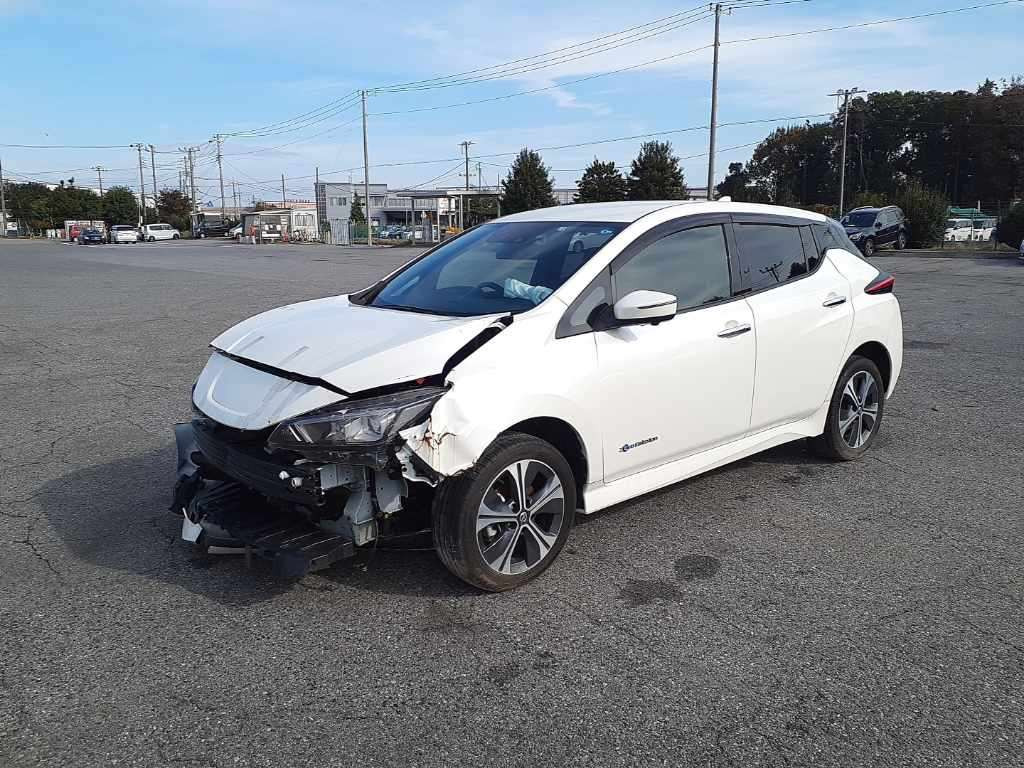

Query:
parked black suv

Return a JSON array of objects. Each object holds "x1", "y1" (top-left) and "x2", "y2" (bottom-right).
[{"x1": 841, "y1": 205, "x2": 908, "y2": 256}]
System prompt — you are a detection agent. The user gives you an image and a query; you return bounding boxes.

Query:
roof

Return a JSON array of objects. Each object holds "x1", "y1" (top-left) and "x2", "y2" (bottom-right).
[{"x1": 497, "y1": 200, "x2": 827, "y2": 224}]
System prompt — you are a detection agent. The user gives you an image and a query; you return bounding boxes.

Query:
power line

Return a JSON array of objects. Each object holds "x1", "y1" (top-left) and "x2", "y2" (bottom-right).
[
  {"x1": 723, "y1": 0, "x2": 1021, "y2": 45},
  {"x1": 376, "y1": 9, "x2": 713, "y2": 93},
  {"x1": 374, "y1": 3, "x2": 710, "y2": 92}
]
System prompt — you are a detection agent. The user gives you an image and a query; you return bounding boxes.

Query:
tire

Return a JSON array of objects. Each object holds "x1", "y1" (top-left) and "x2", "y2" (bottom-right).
[
  {"x1": 199, "y1": 233, "x2": 205, "y2": 239},
  {"x1": 896, "y1": 231, "x2": 907, "y2": 250},
  {"x1": 810, "y1": 355, "x2": 886, "y2": 461},
  {"x1": 432, "y1": 432, "x2": 576, "y2": 591},
  {"x1": 862, "y1": 237, "x2": 876, "y2": 257},
  {"x1": 148, "y1": 236, "x2": 155, "y2": 242},
  {"x1": 173, "y1": 234, "x2": 180, "y2": 240}
]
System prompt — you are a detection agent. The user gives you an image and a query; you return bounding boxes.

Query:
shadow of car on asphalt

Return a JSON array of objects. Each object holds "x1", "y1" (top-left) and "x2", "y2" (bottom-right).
[{"x1": 37, "y1": 447, "x2": 473, "y2": 605}]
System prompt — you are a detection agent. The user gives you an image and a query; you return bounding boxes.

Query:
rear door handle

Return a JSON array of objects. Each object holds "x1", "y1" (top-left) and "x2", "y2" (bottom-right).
[
  {"x1": 717, "y1": 323, "x2": 752, "y2": 338},
  {"x1": 823, "y1": 295, "x2": 847, "y2": 307}
]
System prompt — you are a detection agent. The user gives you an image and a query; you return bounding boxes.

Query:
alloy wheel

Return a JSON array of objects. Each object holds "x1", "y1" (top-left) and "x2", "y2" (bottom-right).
[
  {"x1": 838, "y1": 370, "x2": 879, "y2": 448},
  {"x1": 476, "y1": 460, "x2": 565, "y2": 576}
]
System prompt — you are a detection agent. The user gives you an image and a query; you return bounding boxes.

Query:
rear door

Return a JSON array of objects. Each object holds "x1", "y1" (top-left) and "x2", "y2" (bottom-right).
[{"x1": 733, "y1": 215, "x2": 854, "y2": 432}]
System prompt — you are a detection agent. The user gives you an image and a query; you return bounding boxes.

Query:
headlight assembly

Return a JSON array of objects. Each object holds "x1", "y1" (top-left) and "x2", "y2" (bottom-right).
[{"x1": 267, "y1": 387, "x2": 445, "y2": 452}]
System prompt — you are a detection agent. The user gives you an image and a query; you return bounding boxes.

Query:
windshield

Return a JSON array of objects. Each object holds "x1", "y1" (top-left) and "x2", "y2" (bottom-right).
[
  {"x1": 365, "y1": 221, "x2": 625, "y2": 316},
  {"x1": 844, "y1": 212, "x2": 878, "y2": 227}
]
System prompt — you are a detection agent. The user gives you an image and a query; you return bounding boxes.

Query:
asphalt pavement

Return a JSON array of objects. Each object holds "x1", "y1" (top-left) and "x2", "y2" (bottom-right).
[{"x1": 1, "y1": 238, "x2": 1022, "y2": 767}]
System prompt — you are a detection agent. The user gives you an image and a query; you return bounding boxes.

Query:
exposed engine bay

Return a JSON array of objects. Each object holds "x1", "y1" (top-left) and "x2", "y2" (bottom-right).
[{"x1": 171, "y1": 311, "x2": 511, "y2": 578}]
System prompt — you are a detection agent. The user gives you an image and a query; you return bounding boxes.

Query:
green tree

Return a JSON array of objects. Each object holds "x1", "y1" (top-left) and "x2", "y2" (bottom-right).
[
  {"x1": 49, "y1": 181, "x2": 100, "y2": 223},
  {"x1": 716, "y1": 162, "x2": 772, "y2": 203},
  {"x1": 893, "y1": 182, "x2": 948, "y2": 247},
  {"x1": 500, "y1": 148, "x2": 557, "y2": 214},
  {"x1": 156, "y1": 188, "x2": 192, "y2": 232},
  {"x1": 350, "y1": 192, "x2": 365, "y2": 224},
  {"x1": 627, "y1": 140, "x2": 687, "y2": 200},
  {"x1": 996, "y1": 202, "x2": 1024, "y2": 249},
  {"x1": 102, "y1": 186, "x2": 139, "y2": 226},
  {"x1": 6, "y1": 182, "x2": 53, "y2": 232},
  {"x1": 574, "y1": 158, "x2": 627, "y2": 203}
]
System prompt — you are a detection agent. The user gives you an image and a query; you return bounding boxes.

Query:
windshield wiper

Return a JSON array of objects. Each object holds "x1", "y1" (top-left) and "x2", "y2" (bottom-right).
[{"x1": 373, "y1": 303, "x2": 454, "y2": 316}]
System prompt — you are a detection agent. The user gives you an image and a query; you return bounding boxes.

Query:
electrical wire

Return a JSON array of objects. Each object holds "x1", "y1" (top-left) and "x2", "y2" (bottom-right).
[
  {"x1": 723, "y1": 0, "x2": 1021, "y2": 45},
  {"x1": 374, "y1": 3, "x2": 710, "y2": 92},
  {"x1": 377, "y1": 11, "x2": 713, "y2": 93}
]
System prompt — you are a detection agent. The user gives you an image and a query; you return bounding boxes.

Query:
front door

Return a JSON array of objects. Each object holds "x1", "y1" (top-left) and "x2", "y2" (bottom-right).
[{"x1": 593, "y1": 218, "x2": 756, "y2": 483}]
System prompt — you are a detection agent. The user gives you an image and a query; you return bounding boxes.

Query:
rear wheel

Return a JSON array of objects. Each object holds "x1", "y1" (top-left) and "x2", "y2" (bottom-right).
[
  {"x1": 896, "y1": 231, "x2": 907, "y2": 249},
  {"x1": 432, "y1": 432, "x2": 576, "y2": 591},
  {"x1": 810, "y1": 355, "x2": 885, "y2": 461}
]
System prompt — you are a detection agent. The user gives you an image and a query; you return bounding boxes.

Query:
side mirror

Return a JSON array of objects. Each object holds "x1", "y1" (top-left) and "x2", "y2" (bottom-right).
[{"x1": 612, "y1": 290, "x2": 677, "y2": 326}]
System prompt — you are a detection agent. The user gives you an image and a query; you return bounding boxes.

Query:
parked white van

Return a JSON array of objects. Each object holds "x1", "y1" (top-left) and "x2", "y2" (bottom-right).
[{"x1": 141, "y1": 223, "x2": 181, "y2": 242}]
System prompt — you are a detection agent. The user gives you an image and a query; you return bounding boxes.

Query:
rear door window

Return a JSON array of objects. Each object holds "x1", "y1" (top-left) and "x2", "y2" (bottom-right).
[{"x1": 733, "y1": 224, "x2": 807, "y2": 291}]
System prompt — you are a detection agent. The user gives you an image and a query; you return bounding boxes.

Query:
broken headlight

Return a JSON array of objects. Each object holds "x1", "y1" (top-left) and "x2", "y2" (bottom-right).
[{"x1": 267, "y1": 387, "x2": 445, "y2": 451}]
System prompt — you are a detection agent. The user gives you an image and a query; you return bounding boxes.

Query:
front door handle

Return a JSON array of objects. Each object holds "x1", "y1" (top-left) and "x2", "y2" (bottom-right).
[
  {"x1": 823, "y1": 294, "x2": 847, "y2": 307},
  {"x1": 717, "y1": 323, "x2": 752, "y2": 338}
]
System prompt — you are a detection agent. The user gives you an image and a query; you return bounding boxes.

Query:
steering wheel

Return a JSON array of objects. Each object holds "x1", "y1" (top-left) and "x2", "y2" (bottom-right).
[{"x1": 477, "y1": 281, "x2": 504, "y2": 297}]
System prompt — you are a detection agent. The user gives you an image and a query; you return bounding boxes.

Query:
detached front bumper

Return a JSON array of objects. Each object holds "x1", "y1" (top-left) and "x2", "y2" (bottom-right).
[{"x1": 171, "y1": 422, "x2": 364, "y2": 578}]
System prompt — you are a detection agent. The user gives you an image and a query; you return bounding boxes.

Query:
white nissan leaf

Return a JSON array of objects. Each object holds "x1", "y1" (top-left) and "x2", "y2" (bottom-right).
[{"x1": 174, "y1": 201, "x2": 903, "y2": 591}]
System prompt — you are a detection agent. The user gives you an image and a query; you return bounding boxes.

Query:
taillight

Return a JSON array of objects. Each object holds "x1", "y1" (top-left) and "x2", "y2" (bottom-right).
[{"x1": 865, "y1": 272, "x2": 895, "y2": 295}]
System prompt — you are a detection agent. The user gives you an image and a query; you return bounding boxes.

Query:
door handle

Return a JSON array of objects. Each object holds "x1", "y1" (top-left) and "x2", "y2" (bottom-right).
[
  {"x1": 717, "y1": 323, "x2": 752, "y2": 338},
  {"x1": 822, "y1": 295, "x2": 847, "y2": 307}
]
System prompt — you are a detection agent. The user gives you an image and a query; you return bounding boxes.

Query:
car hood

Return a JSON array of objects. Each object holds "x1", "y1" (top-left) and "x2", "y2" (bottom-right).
[{"x1": 210, "y1": 295, "x2": 504, "y2": 393}]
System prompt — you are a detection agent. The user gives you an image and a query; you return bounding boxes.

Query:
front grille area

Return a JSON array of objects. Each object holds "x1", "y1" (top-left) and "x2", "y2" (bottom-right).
[{"x1": 191, "y1": 418, "x2": 325, "y2": 505}]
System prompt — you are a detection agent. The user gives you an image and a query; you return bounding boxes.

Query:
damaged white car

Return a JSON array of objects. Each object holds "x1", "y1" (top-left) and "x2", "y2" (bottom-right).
[{"x1": 173, "y1": 201, "x2": 903, "y2": 590}]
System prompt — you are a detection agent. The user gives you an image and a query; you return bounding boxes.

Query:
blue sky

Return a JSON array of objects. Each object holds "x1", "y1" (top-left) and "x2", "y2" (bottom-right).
[{"x1": 1, "y1": 0, "x2": 1021, "y2": 204}]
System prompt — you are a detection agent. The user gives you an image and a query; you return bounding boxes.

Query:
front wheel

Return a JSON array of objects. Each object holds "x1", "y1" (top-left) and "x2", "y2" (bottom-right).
[
  {"x1": 862, "y1": 237, "x2": 876, "y2": 257},
  {"x1": 810, "y1": 355, "x2": 885, "y2": 461},
  {"x1": 432, "y1": 433, "x2": 576, "y2": 591}
]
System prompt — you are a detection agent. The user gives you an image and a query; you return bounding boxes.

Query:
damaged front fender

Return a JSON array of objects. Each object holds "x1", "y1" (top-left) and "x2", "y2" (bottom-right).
[{"x1": 396, "y1": 392, "x2": 491, "y2": 485}]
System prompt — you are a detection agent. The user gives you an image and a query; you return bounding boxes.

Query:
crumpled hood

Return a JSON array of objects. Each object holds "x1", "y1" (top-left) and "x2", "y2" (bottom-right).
[{"x1": 211, "y1": 295, "x2": 502, "y2": 393}]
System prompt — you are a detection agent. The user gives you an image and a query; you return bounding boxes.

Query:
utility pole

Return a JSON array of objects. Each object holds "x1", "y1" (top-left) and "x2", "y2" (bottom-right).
[
  {"x1": 93, "y1": 166, "x2": 105, "y2": 196},
  {"x1": 188, "y1": 148, "x2": 197, "y2": 218},
  {"x1": 214, "y1": 134, "x2": 226, "y2": 221},
  {"x1": 233, "y1": 180, "x2": 239, "y2": 217},
  {"x1": 0, "y1": 154, "x2": 7, "y2": 236},
  {"x1": 361, "y1": 89, "x2": 372, "y2": 245},
  {"x1": 706, "y1": 3, "x2": 723, "y2": 200},
  {"x1": 281, "y1": 174, "x2": 286, "y2": 210},
  {"x1": 459, "y1": 140, "x2": 474, "y2": 191},
  {"x1": 476, "y1": 161, "x2": 482, "y2": 190},
  {"x1": 133, "y1": 144, "x2": 146, "y2": 226},
  {"x1": 148, "y1": 145, "x2": 158, "y2": 219},
  {"x1": 828, "y1": 87, "x2": 866, "y2": 215}
]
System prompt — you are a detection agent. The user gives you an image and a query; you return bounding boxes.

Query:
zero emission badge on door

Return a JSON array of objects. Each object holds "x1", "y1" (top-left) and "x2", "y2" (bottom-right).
[{"x1": 620, "y1": 437, "x2": 659, "y2": 453}]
